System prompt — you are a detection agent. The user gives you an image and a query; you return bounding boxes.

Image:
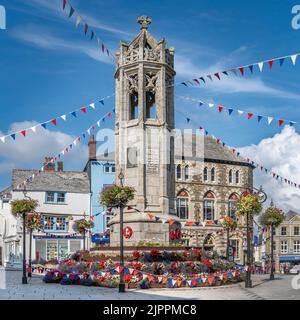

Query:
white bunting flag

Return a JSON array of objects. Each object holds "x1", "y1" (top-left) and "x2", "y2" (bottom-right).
[
  {"x1": 208, "y1": 103, "x2": 214, "y2": 108},
  {"x1": 219, "y1": 274, "x2": 224, "y2": 281},
  {"x1": 76, "y1": 15, "x2": 82, "y2": 28},
  {"x1": 158, "y1": 276, "x2": 163, "y2": 283},
  {"x1": 73, "y1": 140, "x2": 77, "y2": 146},
  {"x1": 61, "y1": 115, "x2": 67, "y2": 121},
  {"x1": 267, "y1": 117, "x2": 273, "y2": 125},
  {"x1": 201, "y1": 221, "x2": 206, "y2": 227},
  {"x1": 129, "y1": 268, "x2": 134, "y2": 275},
  {"x1": 89, "y1": 103, "x2": 96, "y2": 109},
  {"x1": 31, "y1": 126, "x2": 37, "y2": 133},
  {"x1": 237, "y1": 110, "x2": 244, "y2": 115},
  {"x1": 201, "y1": 277, "x2": 207, "y2": 283},
  {"x1": 97, "y1": 121, "x2": 101, "y2": 127},
  {"x1": 187, "y1": 280, "x2": 192, "y2": 287},
  {"x1": 0, "y1": 136, "x2": 6, "y2": 143},
  {"x1": 87, "y1": 128, "x2": 91, "y2": 136},
  {"x1": 172, "y1": 279, "x2": 177, "y2": 287},
  {"x1": 258, "y1": 62, "x2": 264, "y2": 72},
  {"x1": 291, "y1": 54, "x2": 298, "y2": 66}
]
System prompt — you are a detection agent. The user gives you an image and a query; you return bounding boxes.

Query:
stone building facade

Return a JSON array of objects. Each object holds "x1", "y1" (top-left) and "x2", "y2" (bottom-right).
[
  {"x1": 264, "y1": 210, "x2": 300, "y2": 272},
  {"x1": 174, "y1": 134, "x2": 253, "y2": 263}
]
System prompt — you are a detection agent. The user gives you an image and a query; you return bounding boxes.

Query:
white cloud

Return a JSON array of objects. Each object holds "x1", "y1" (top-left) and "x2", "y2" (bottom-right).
[
  {"x1": 0, "y1": 120, "x2": 88, "y2": 187},
  {"x1": 11, "y1": 26, "x2": 113, "y2": 64},
  {"x1": 239, "y1": 126, "x2": 300, "y2": 212}
]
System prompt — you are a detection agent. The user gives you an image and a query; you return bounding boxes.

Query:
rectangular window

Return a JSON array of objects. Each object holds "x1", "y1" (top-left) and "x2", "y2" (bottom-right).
[
  {"x1": 46, "y1": 192, "x2": 66, "y2": 204},
  {"x1": 43, "y1": 216, "x2": 68, "y2": 232},
  {"x1": 176, "y1": 198, "x2": 189, "y2": 220},
  {"x1": 46, "y1": 192, "x2": 55, "y2": 203},
  {"x1": 146, "y1": 92, "x2": 157, "y2": 119},
  {"x1": 229, "y1": 240, "x2": 240, "y2": 259},
  {"x1": 111, "y1": 165, "x2": 116, "y2": 173},
  {"x1": 129, "y1": 92, "x2": 139, "y2": 120},
  {"x1": 294, "y1": 240, "x2": 300, "y2": 254},
  {"x1": 57, "y1": 193, "x2": 65, "y2": 203},
  {"x1": 281, "y1": 227, "x2": 287, "y2": 236},
  {"x1": 281, "y1": 240, "x2": 288, "y2": 254},
  {"x1": 104, "y1": 165, "x2": 110, "y2": 173},
  {"x1": 44, "y1": 216, "x2": 54, "y2": 231},
  {"x1": 203, "y1": 200, "x2": 214, "y2": 221},
  {"x1": 294, "y1": 227, "x2": 299, "y2": 236}
]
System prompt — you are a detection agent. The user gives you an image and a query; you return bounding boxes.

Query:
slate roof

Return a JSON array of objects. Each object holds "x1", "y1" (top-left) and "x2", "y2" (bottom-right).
[
  {"x1": 284, "y1": 210, "x2": 299, "y2": 221},
  {"x1": 12, "y1": 170, "x2": 90, "y2": 194},
  {"x1": 174, "y1": 134, "x2": 251, "y2": 166}
]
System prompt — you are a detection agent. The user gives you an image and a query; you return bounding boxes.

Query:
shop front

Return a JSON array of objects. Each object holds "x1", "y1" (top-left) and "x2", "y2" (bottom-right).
[
  {"x1": 279, "y1": 255, "x2": 300, "y2": 273},
  {"x1": 33, "y1": 235, "x2": 84, "y2": 262}
]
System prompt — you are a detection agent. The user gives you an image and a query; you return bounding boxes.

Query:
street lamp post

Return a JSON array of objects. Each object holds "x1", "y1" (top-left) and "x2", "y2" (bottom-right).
[
  {"x1": 22, "y1": 189, "x2": 28, "y2": 285},
  {"x1": 269, "y1": 199, "x2": 275, "y2": 280},
  {"x1": 245, "y1": 185, "x2": 267, "y2": 289},
  {"x1": 118, "y1": 169, "x2": 125, "y2": 293}
]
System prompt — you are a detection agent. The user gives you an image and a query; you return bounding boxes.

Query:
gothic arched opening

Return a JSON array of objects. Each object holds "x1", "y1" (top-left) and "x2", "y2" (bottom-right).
[
  {"x1": 146, "y1": 91, "x2": 157, "y2": 119},
  {"x1": 129, "y1": 91, "x2": 139, "y2": 120}
]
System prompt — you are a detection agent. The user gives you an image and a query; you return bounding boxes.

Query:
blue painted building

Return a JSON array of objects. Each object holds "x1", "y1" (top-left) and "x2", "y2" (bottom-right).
[{"x1": 84, "y1": 136, "x2": 115, "y2": 236}]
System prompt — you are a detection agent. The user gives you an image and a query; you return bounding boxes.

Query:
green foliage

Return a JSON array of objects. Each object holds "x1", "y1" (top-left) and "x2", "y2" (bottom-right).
[
  {"x1": 236, "y1": 193, "x2": 262, "y2": 217},
  {"x1": 221, "y1": 216, "x2": 238, "y2": 231},
  {"x1": 260, "y1": 207, "x2": 284, "y2": 227},
  {"x1": 74, "y1": 219, "x2": 95, "y2": 234},
  {"x1": 99, "y1": 185, "x2": 135, "y2": 208},
  {"x1": 11, "y1": 199, "x2": 38, "y2": 216},
  {"x1": 26, "y1": 211, "x2": 43, "y2": 230}
]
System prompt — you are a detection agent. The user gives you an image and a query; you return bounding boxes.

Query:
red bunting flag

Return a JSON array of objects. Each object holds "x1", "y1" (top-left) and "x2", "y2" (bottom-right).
[
  {"x1": 147, "y1": 213, "x2": 155, "y2": 219},
  {"x1": 80, "y1": 107, "x2": 87, "y2": 113},
  {"x1": 279, "y1": 119, "x2": 284, "y2": 126},
  {"x1": 51, "y1": 119, "x2": 57, "y2": 126},
  {"x1": 108, "y1": 112, "x2": 111, "y2": 119},
  {"x1": 21, "y1": 130, "x2": 26, "y2": 137},
  {"x1": 247, "y1": 113, "x2": 253, "y2": 119},
  {"x1": 218, "y1": 106, "x2": 223, "y2": 112},
  {"x1": 268, "y1": 60, "x2": 274, "y2": 69},
  {"x1": 63, "y1": 0, "x2": 67, "y2": 10},
  {"x1": 239, "y1": 67, "x2": 244, "y2": 76}
]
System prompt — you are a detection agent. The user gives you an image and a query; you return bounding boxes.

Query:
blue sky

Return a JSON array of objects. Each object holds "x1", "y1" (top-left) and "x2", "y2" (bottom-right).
[{"x1": 1, "y1": 0, "x2": 300, "y2": 210}]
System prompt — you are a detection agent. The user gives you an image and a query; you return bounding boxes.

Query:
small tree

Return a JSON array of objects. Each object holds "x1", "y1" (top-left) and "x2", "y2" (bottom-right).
[
  {"x1": 11, "y1": 199, "x2": 38, "y2": 282},
  {"x1": 221, "y1": 216, "x2": 238, "y2": 260},
  {"x1": 260, "y1": 206, "x2": 284, "y2": 280},
  {"x1": 74, "y1": 218, "x2": 95, "y2": 251},
  {"x1": 99, "y1": 185, "x2": 135, "y2": 208}
]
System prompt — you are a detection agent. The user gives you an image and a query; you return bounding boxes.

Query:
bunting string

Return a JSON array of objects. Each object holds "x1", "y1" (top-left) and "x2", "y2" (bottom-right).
[
  {"x1": 179, "y1": 52, "x2": 299, "y2": 87},
  {"x1": 175, "y1": 108, "x2": 300, "y2": 190},
  {"x1": 0, "y1": 94, "x2": 114, "y2": 143},
  {"x1": 177, "y1": 95, "x2": 298, "y2": 128},
  {"x1": 16, "y1": 109, "x2": 115, "y2": 190},
  {"x1": 61, "y1": 0, "x2": 115, "y2": 61}
]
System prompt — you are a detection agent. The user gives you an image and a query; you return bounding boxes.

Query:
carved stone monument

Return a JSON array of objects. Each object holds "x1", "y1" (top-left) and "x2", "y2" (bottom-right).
[{"x1": 109, "y1": 16, "x2": 177, "y2": 245}]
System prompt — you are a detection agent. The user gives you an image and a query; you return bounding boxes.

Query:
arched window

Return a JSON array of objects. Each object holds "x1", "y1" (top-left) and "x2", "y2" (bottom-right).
[
  {"x1": 211, "y1": 168, "x2": 215, "y2": 182},
  {"x1": 129, "y1": 91, "x2": 138, "y2": 120},
  {"x1": 228, "y1": 193, "x2": 239, "y2": 220},
  {"x1": 176, "y1": 164, "x2": 182, "y2": 180},
  {"x1": 235, "y1": 170, "x2": 240, "y2": 184},
  {"x1": 176, "y1": 190, "x2": 189, "y2": 219},
  {"x1": 229, "y1": 169, "x2": 233, "y2": 184},
  {"x1": 203, "y1": 167, "x2": 208, "y2": 182},
  {"x1": 203, "y1": 191, "x2": 215, "y2": 221},
  {"x1": 184, "y1": 165, "x2": 189, "y2": 180}
]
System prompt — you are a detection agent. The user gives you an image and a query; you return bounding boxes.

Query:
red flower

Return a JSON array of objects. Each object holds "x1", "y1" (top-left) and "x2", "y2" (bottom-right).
[
  {"x1": 132, "y1": 250, "x2": 141, "y2": 259},
  {"x1": 203, "y1": 259, "x2": 213, "y2": 269},
  {"x1": 150, "y1": 249, "x2": 161, "y2": 257}
]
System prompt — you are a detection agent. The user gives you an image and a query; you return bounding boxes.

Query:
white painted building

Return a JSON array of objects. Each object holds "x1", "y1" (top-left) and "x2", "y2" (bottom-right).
[{"x1": 0, "y1": 159, "x2": 91, "y2": 268}]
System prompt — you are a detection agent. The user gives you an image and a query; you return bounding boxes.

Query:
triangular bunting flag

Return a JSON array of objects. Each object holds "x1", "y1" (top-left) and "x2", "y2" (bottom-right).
[
  {"x1": 61, "y1": 115, "x2": 67, "y2": 121},
  {"x1": 257, "y1": 115, "x2": 263, "y2": 122},
  {"x1": 268, "y1": 60, "x2": 274, "y2": 69},
  {"x1": 249, "y1": 65, "x2": 254, "y2": 73},
  {"x1": 267, "y1": 117, "x2": 273, "y2": 125},
  {"x1": 279, "y1": 58, "x2": 285, "y2": 66},
  {"x1": 51, "y1": 119, "x2": 57, "y2": 126},
  {"x1": 291, "y1": 54, "x2": 298, "y2": 65},
  {"x1": 76, "y1": 15, "x2": 82, "y2": 28},
  {"x1": 258, "y1": 62, "x2": 264, "y2": 72},
  {"x1": 239, "y1": 67, "x2": 244, "y2": 76},
  {"x1": 279, "y1": 119, "x2": 284, "y2": 127},
  {"x1": 21, "y1": 130, "x2": 26, "y2": 137},
  {"x1": 214, "y1": 73, "x2": 221, "y2": 80},
  {"x1": 68, "y1": 7, "x2": 75, "y2": 18},
  {"x1": 228, "y1": 109, "x2": 233, "y2": 115}
]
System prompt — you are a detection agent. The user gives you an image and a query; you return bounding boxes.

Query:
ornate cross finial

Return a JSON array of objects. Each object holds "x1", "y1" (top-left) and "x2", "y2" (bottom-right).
[{"x1": 137, "y1": 15, "x2": 151, "y2": 30}]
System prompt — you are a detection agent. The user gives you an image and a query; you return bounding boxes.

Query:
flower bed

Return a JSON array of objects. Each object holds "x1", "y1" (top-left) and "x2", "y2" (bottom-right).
[{"x1": 42, "y1": 248, "x2": 245, "y2": 289}]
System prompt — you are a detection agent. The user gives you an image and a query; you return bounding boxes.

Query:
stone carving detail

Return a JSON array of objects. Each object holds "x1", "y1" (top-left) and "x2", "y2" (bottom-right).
[
  {"x1": 145, "y1": 72, "x2": 158, "y2": 93},
  {"x1": 127, "y1": 74, "x2": 138, "y2": 93},
  {"x1": 144, "y1": 47, "x2": 161, "y2": 62},
  {"x1": 124, "y1": 47, "x2": 139, "y2": 64}
]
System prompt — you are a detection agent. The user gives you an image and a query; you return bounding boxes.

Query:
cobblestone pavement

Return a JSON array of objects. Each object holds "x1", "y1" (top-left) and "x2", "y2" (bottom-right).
[{"x1": 0, "y1": 269, "x2": 299, "y2": 300}]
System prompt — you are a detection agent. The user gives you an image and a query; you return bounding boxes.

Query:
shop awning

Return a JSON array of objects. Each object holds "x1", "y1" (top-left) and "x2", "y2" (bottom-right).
[{"x1": 279, "y1": 256, "x2": 300, "y2": 262}]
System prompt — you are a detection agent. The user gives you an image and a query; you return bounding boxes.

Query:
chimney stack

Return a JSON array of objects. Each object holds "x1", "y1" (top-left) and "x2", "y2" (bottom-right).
[
  {"x1": 43, "y1": 157, "x2": 55, "y2": 172},
  {"x1": 88, "y1": 135, "x2": 96, "y2": 160},
  {"x1": 57, "y1": 161, "x2": 64, "y2": 172}
]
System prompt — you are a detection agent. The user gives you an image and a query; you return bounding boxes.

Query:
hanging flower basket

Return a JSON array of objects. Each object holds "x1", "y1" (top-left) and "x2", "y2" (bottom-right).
[
  {"x1": 221, "y1": 216, "x2": 238, "y2": 231},
  {"x1": 236, "y1": 193, "x2": 262, "y2": 217},
  {"x1": 74, "y1": 219, "x2": 95, "y2": 235},
  {"x1": 99, "y1": 185, "x2": 135, "y2": 208}
]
